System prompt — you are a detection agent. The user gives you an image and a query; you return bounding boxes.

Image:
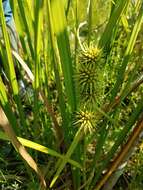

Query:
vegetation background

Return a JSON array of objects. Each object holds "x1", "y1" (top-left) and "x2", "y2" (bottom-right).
[{"x1": 0, "y1": 0, "x2": 143, "y2": 189}]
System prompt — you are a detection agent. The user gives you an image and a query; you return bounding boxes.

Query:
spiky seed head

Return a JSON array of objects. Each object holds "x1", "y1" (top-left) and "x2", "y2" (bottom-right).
[
  {"x1": 76, "y1": 45, "x2": 104, "y2": 106},
  {"x1": 73, "y1": 110, "x2": 95, "y2": 134},
  {"x1": 79, "y1": 45, "x2": 102, "y2": 69}
]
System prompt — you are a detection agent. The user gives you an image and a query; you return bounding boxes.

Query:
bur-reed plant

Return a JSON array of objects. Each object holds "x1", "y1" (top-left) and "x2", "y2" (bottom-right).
[{"x1": 0, "y1": 0, "x2": 143, "y2": 189}]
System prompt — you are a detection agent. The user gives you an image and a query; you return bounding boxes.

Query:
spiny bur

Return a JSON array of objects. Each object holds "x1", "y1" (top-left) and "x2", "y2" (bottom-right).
[
  {"x1": 73, "y1": 110, "x2": 95, "y2": 134},
  {"x1": 77, "y1": 44, "x2": 105, "y2": 107}
]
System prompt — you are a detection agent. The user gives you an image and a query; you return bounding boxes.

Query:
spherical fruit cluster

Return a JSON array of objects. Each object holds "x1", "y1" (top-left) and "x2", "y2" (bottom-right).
[
  {"x1": 80, "y1": 46, "x2": 101, "y2": 65},
  {"x1": 73, "y1": 110, "x2": 95, "y2": 134},
  {"x1": 77, "y1": 45, "x2": 104, "y2": 106}
]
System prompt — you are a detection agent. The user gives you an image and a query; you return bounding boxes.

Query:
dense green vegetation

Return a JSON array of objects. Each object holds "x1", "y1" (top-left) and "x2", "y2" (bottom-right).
[{"x1": 0, "y1": 0, "x2": 143, "y2": 189}]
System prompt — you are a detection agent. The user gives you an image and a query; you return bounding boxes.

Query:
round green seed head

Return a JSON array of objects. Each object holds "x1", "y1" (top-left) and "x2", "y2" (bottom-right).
[{"x1": 77, "y1": 45, "x2": 104, "y2": 106}]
